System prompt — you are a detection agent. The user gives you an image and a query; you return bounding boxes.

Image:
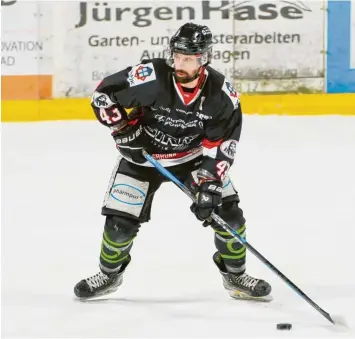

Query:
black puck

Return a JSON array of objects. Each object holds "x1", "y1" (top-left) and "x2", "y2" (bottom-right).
[{"x1": 277, "y1": 323, "x2": 292, "y2": 330}]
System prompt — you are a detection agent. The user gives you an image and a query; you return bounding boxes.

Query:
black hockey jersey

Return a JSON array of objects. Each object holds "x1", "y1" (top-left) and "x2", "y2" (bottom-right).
[{"x1": 91, "y1": 58, "x2": 242, "y2": 182}]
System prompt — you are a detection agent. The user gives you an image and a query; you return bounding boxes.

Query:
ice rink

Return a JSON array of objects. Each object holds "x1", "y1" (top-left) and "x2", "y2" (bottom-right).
[{"x1": 2, "y1": 115, "x2": 355, "y2": 338}]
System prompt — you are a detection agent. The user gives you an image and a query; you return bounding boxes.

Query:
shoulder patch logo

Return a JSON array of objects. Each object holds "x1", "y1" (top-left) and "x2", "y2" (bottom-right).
[
  {"x1": 128, "y1": 62, "x2": 156, "y2": 87},
  {"x1": 91, "y1": 91, "x2": 115, "y2": 108},
  {"x1": 222, "y1": 78, "x2": 240, "y2": 108},
  {"x1": 220, "y1": 139, "x2": 238, "y2": 159},
  {"x1": 226, "y1": 81, "x2": 238, "y2": 98}
]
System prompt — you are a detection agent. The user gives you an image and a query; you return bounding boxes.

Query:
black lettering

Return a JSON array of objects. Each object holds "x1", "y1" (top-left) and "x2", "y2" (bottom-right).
[
  {"x1": 212, "y1": 35, "x2": 219, "y2": 44},
  {"x1": 255, "y1": 33, "x2": 263, "y2": 44},
  {"x1": 277, "y1": 33, "x2": 283, "y2": 43},
  {"x1": 258, "y1": 4, "x2": 277, "y2": 19},
  {"x1": 222, "y1": 50, "x2": 230, "y2": 63},
  {"x1": 131, "y1": 36, "x2": 139, "y2": 46},
  {"x1": 202, "y1": 1, "x2": 229, "y2": 20},
  {"x1": 115, "y1": 7, "x2": 130, "y2": 20},
  {"x1": 121, "y1": 37, "x2": 129, "y2": 46},
  {"x1": 1, "y1": 41, "x2": 43, "y2": 51},
  {"x1": 154, "y1": 7, "x2": 173, "y2": 20},
  {"x1": 292, "y1": 34, "x2": 300, "y2": 43},
  {"x1": 226, "y1": 35, "x2": 233, "y2": 44},
  {"x1": 93, "y1": 2, "x2": 111, "y2": 22},
  {"x1": 150, "y1": 36, "x2": 169, "y2": 46},
  {"x1": 239, "y1": 35, "x2": 248, "y2": 44},
  {"x1": 88, "y1": 35, "x2": 98, "y2": 47},
  {"x1": 281, "y1": 6, "x2": 303, "y2": 19},
  {"x1": 140, "y1": 50, "x2": 151, "y2": 60},
  {"x1": 240, "y1": 50, "x2": 250, "y2": 60},
  {"x1": 101, "y1": 37, "x2": 108, "y2": 46},
  {"x1": 1, "y1": 42, "x2": 10, "y2": 51},
  {"x1": 234, "y1": 5, "x2": 256, "y2": 20},
  {"x1": 232, "y1": 50, "x2": 250, "y2": 61},
  {"x1": 33, "y1": 42, "x2": 43, "y2": 50},
  {"x1": 75, "y1": 2, "x2": 87, "y2": 28},
  {"x1": 151, "y1": 37, "x2": 159, "y2": 45},
  {"x1": 176, "y1": 6, "x2": 195, "y2": 20},
  {"x1": 132, "y1": 7, "x2": 151, "y2": 27},
  {"x1": 264, "y1": 34, "x2": 272, "y2": 43},
  {"x1": 1, "y1": 56, "x2": 15, "y2": 65},
  {"x1": 88, "y1": 35, "x2": 139, "y2": 47}
]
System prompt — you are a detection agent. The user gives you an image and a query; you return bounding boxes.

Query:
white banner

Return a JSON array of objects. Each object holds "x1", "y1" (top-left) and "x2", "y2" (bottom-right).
[
  {"x1": 52, "y1": 0, "x2": 325, "y2": 96},
  {"x1": 1, "y1": 1, "x2": 53, "y2": 76},
  {"x1": 1, "y1": 0, "x2": 325, "y2": 95}
]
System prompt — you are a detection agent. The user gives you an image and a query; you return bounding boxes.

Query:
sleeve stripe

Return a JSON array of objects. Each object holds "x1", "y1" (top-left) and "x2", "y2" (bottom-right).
[
  {"x1": 202, "y1": 146, "x2": 218, "y2": 159},
  {"x1": 202, "y1": 138, "x2": 223, "y2": 149}
]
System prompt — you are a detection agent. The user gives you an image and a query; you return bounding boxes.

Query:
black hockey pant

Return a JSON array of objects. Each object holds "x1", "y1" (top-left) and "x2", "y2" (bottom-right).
[{"x1": 98, "y1": 155, "x2": 247, "y2": 275}]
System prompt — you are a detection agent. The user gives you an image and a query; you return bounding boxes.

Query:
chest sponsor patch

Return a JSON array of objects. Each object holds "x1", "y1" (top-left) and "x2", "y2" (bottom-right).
[{"x1": 128, "y1": 62, "x2": 156, "y2": 87}]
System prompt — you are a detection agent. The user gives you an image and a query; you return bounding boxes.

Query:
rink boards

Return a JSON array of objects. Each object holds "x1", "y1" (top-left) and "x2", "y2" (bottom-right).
[
  {"x1": 2, "y1": 94, "x2": 355, "y2": 122},
  {"x1": 1, "y1": 0, "x2": 355, "y2": 121}
]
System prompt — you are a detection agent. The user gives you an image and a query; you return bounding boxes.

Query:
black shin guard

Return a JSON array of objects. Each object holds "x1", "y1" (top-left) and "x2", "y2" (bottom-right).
[
  {"x1": 99, "y1": 215, "x2": 140, "y2": 273},
  {"x1": 212, "y1": 202, "x2": 247, "y2": 274}
]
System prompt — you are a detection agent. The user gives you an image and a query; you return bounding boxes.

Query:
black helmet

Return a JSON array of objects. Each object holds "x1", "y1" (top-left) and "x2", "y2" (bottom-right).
[{"x1": 166, "y1": 23, "x2": 213, "y2": 67}]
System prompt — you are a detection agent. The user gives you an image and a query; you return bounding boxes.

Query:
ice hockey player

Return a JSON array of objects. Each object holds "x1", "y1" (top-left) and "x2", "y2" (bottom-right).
[{"x1": 74, "y1": 22, "x2": 272, "y2": 301}]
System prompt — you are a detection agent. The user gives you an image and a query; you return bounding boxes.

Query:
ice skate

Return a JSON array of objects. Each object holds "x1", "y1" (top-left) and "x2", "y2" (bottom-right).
[
  {"x1": 74, "y1": 255, "x2": 131, "y2": 300},
  {"x1": 213, "y1": 252, "x2": 272, "y2": 302}
]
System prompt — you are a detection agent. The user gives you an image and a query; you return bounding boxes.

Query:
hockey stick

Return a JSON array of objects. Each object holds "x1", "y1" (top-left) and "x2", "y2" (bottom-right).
[{"x1": 143, "y1": 150, "x2": 346, "y2": 326}]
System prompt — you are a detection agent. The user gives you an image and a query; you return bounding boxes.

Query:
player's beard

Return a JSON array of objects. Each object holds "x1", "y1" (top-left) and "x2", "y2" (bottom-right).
[{"x1": 174, "y1": 68, "x2": 201, "y2": 84}]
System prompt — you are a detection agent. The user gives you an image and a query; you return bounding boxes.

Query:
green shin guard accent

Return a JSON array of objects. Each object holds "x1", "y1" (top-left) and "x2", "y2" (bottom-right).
[
  {"x1": 214, "y1": 224, "x2": 247, "y2": 268},
  {"x1": 100, "y1": 232, "x2": 135, "y2": 268},
  {"x1": 103, "y1": 231, "x2": 135, "y2": 248}
]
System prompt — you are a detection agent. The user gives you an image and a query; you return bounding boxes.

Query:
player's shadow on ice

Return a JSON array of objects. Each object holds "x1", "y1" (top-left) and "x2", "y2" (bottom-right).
[{"x1": 77, "y1": 296, "x2": 221, "y2": 305}]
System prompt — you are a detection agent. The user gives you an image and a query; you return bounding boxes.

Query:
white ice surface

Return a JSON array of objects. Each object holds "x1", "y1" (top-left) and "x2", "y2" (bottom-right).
[{"x1": 2, "y1": 116, "x2": 355, "y2": 338}]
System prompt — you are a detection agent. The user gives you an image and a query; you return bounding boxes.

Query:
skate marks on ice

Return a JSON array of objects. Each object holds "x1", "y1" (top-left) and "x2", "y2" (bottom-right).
[
  {"x1": 74, "y1": 287, "x2": 354, "y2": 336},
  {"x1": 3, "y1": 289, "x2": 353, "y2": 338}
]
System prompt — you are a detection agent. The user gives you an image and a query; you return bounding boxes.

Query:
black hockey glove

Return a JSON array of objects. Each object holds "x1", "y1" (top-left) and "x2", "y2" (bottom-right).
[
  {"x1": 112, "y1": 120, "x2": 147, "y2": 164},
  {"x1": 190, "y1": 181, "x2": 223, "y2": 222}
]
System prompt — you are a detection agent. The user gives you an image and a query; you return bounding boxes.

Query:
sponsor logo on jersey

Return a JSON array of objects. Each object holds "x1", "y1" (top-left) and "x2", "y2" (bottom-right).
[
  {"x1": 151, "y1": 106, "x2": 171, "y2": 114},
  {"x1": 220, "y1": 139, "x2": 238, "y2": 159},
  {"x1": 222, "y1": 78, "x2": 240, "y2": 108},
  {"x1": 196, "y1": 112, "x2": 212, "y2": 120},
  {"x1": 128, "y1": 62, "x2": 156, "y2": 87},
  {"x1": 110, "y1": 184, "x2": 146, "y2": 206},
  {"x1": 155, "y1": 115, "x2": 199, "y2": 129},
  {"x1": 115, "y1": 125, "x2": 142, "y2": 145},
  {"x1": 152, "y1": 147, "x2": 201, "y2": 160},
  {"x1": 226, "y1": 82, "x2": 238, "y2": 98},
  {"x1": 144, "y1": 126, "x2": 199, "y2": 151},
  {"x1": 176, "y1": 108, "x2": 193, "y2": 115},
  {"x1": 134, "y1": 65, "x2": 153, "y2": 80},
  {"x1": 91, "y1": 91, "x2": 115, "y2": 108}
]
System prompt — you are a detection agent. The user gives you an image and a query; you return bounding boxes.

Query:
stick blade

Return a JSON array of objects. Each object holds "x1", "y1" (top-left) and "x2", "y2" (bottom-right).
[{"x1": 327, "y1": 315, "x2": 350, "y2": 333}]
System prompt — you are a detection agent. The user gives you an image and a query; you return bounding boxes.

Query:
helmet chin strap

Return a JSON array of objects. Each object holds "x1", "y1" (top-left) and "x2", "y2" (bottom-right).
[{"x1": 173, "y1": 67, "x2": 203, "y2": 84}]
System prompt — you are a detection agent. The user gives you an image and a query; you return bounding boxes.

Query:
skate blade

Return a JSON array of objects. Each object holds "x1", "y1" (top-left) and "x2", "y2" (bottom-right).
[
  {"x1": 76, "y1": 287, "x2": 119, "y2": 301},
  {"x1": 228, "y1": 289, "x2": 273, "y2": 302}
]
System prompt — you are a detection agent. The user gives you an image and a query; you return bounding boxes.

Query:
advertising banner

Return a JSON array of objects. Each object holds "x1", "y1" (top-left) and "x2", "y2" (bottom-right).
[
  {"x1": 51, "y1": 0, "x2": 325, "y2": 96},
  {"x1": 1, "y1": 0, "x2": 53, "y2": 99}
]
